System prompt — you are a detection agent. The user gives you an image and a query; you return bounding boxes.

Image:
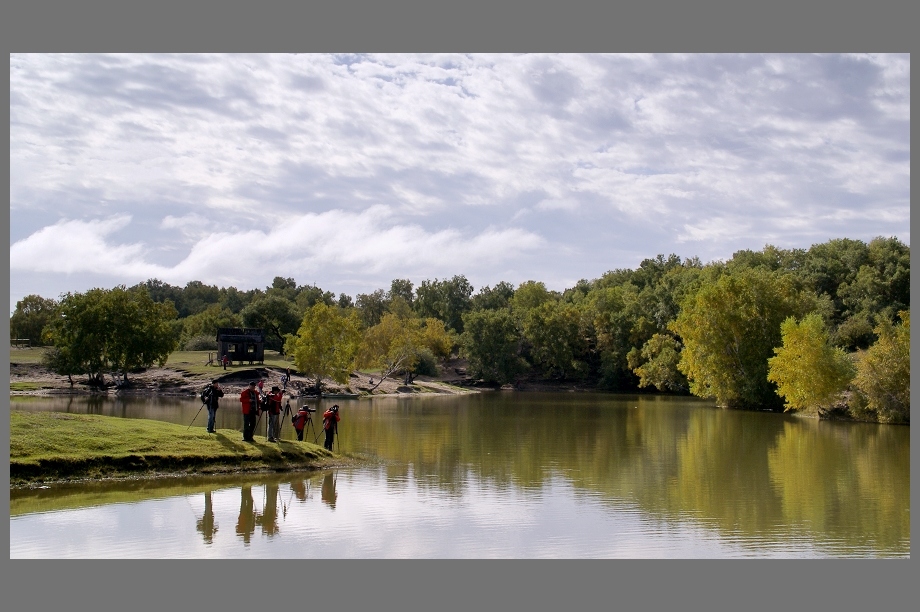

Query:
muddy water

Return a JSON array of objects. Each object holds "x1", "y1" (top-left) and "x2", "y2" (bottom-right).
[{"x1": 9, "y1": 393, "x2": 910, "y2": 558}]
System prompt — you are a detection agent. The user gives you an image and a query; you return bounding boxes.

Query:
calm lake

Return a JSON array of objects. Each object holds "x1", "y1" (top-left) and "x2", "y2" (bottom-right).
[{"x1": 9, "y1": 392, "x2": 910, "y2": 558}]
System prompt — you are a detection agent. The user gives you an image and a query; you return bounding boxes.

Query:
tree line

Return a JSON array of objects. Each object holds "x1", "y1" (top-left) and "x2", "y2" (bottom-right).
[{"x1": 10, "y1": 236, "x2": 909, "y2": 423}]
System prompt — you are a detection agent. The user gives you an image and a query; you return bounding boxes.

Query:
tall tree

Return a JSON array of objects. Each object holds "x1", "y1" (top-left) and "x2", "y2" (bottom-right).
[
  {"x1": 767, "y1": 313, "x2": 855, "y2": 415},
  {"x1": 44, "y1": 286, "x2": 178, "y2": 385},
  {"x1": 460, "y1": 308, "x2": 527, "y2": 385},
  {"x1": 670, "y1": 267, "x2": 814, "y2": 409},
  {"x1": 241, "y1": 295, "x2": 301, "y2": 355},
  {"x1": 415, "y1": 275, "x2": 473, "y2": 333},
  {"x1": 285, "y1": 303, "x2": 363, "y2": 394},
  {"x1": 10, "y1": 294, "x2": 58, "y2": 346},
  {"x1": 852, "y1": 310, "x2": 910, "y2": 423}
]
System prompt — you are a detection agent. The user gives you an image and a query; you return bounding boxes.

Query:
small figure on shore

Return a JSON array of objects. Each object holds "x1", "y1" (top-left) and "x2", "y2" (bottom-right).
[
  {"x1": 322, "y1": 404, "x2": 340, "y2": 451},
  {"x1": 222, "y1": 355, "x2": 229, "y2": 370},
  {"x1": 202, "y1": 380, "x2": 224, "y2": 434},
  {"x1": 265, "y1": 385, "x2": 283, "y2": 442},
  {"x1": 240, "y1": 381, "x2": 259, "y2": 442}
]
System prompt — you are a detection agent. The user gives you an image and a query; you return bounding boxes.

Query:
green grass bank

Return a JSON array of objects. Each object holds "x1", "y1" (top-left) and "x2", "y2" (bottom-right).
[{"x1": 10, "y1": 410, "x2": 351, "y2": 487}]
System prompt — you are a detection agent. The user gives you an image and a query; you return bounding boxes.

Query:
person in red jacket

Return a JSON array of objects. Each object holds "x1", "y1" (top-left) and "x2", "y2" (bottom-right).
[
  {"x1": 265, "y1": 386, "x2": 283, "y2": 442},
  {"x1": 292, "y1": 405, "x2": 315, "y2": 441},
  {"x1": 239, "y1": 381, "x2": 259, "y2": 442},
  {"x1": 322, "y1": 405, "x2": 340, "y2": 451}
]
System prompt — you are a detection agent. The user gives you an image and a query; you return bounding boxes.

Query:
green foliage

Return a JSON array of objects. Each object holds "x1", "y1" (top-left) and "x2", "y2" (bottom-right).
[
  {"x1": 295, "y1": 284, "x2": 337, "y2": 312},
  {"x1": 241, "y1": 295, "x2": 301, "y2": 354},
  {"x1": 852, "y1": 311, "x2": 910, "y2": 423},
  {"x1": 471, "y1": 281, "x2": 516, "y2": 311},
  {"x1": 387, "y1": 279, "x2": 415, "y2": 306},
  {"x1": 44, "y1": 286, "x2": 178, "y2": 383},
  {"x1": 521, "y1": 301, "x2": 590, "y2": 380},
  {"x1": 671, "y1": 267, "x2": 814, "y2": 409},
  {"x1": 628, "y1": 333, "x2": 688, "y2": 393},
  {"x1": 357, "y1": 314, "x2": 453, "y2": 385},
  {"x1": 180, "y1": 304, "x2": 243, "y2": 345},
  {"x1": 355, "y1": 289, "x2": 389, "y2": 328},
  {"x1": 414, "y1": 275, "x2": 473, "y2": 333},
  {"x1": 10, "y1": 294, "x2": 58, "y2": 346},
  {"x1": 183, "y1": 334, "x2": 218, "y2": 351},
  {"x1": 285, "y1": 303, "x2": 363, "y2": 389},
  {"x1": 510, "y1": 280, "x2": 557, "y2": 314},
  {"x1": 767, "y1": 313, "x2": 855, "y2": 414},
  {"x1": 459, "y1": 308, "x2": 527, "y2": 384}
]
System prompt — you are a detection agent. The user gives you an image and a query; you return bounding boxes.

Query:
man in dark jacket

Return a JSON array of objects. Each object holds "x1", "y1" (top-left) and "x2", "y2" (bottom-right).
[{"x1": 203, "y1": 380, "x2": 224, "y2": 433}]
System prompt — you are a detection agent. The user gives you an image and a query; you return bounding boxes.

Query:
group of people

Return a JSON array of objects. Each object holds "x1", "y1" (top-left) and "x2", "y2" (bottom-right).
[{"x1": 201, "y1": 378, "x2": 340, "y2": 450}]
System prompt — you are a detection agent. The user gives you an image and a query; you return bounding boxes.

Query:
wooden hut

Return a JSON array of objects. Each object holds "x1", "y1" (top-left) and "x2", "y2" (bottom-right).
[{"x1": 216, "y1": 327, "x2": 265, "y2": 365}]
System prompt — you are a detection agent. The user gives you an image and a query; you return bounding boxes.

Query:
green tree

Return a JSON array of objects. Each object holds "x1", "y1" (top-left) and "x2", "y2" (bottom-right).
[
  {"x1": 356, "y1": 289, "x2": 389, "y2": 328},
  {"x1": 180, "y1": 304, "x2": 243, "y2": 348},
  {"x1": 415, "y1": 275, "x2": 473, "y2": 333},
  {"x1": 852, "y1": 310, "x2": 910, "y2": 423},
  {"x1": 241, "y1": 295, "x2": 301, "y2": 354},
  {"x1": 471, "y1": 281, "x2": 516, "y2": 311},
  {"x1": 670, "y1": 267, "x2": 814, "y2": 409},
  {"x1": 357, "y1": 313, "x2": 424, "y2": 387},
  {"x1": 387, "y1": 279, "x2": 415, "y2": 307},
  {"x1": 459, "y1": 308, "x2": 527, "y2": 384},
  {"x1": 357, "y1": 314, "x2": 451, "y2": 386},
  {"x1": 766, "y1": 313, "x2": 855, "y2": 414},
  {"x1": 522, "y1": 300, "x2": 591, "y2": 380},
  {"x1": 10, "y1": 294, "x2": 58, "y2": 346},
  {"x1": 44, "y1": 286, "x2": 178, "y2": 385},
  {"x1": 628, "y1": 333, "x2": 688, "y2": 393},
  {"x1": 295, "y1": 284, "x2": 337, "y2": 312},
  {"x1": 285, "y1": 303, "x2": 362, "y2": 393},
  {"x1": 104, "y1": 286, "x2": 179, "y2": 382}
]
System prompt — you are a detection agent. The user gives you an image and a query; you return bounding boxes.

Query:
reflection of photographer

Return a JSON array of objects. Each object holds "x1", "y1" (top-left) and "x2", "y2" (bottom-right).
[{"x1": 322, "y1": 405, "x2": 340, "y2": 451}]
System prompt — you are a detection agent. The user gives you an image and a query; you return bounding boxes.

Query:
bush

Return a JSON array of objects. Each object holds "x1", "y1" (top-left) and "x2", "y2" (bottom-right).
[
  {"x1": 414, "y1": 347, "x2": 439, "y2": 377},
  {"x1": 851, "y1": 311, "x2": 909, "y2": 424},
  {"x1": 184, "y1": 335, "x2": 218, "y2": 351}
]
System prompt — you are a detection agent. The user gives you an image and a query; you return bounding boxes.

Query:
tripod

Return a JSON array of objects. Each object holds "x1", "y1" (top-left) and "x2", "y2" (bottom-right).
[{"x1": 289, "y1": 402, "x2": 318, "y2": 442}]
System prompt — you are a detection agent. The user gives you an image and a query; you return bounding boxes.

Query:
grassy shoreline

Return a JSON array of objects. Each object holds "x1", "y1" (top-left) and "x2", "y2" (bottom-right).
[{"x1": 10, "y1": 410, "x2": 362, "y2": 488}]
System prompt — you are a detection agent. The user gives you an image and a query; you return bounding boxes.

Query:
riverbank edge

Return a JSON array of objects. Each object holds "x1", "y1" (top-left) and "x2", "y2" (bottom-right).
[{"x1": 9, "y1": 410, "x2": 383, "y2": 490}]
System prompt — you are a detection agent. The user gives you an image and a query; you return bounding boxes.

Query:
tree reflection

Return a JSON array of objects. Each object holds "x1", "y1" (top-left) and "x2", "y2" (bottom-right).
[{"x1": 195, "y1": 490, "x2": 218, "y2": 544}]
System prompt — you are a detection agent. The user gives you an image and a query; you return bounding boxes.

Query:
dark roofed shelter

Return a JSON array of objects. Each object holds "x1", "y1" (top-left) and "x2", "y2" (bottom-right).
[{"x1": 217, "y1": 327, "x2": 265, "y2": 365}]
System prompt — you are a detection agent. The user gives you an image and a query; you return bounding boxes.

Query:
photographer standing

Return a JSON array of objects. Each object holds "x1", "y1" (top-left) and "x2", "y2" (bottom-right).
[
  {"x1": 239, "y1": 381, "x2": 259, "y2": 442},
  {"x1": 292, "y1": 405, "x2": 314, "y2": 441},
  {"x1": 322, "y1": 405, "x2": 340, "y2": 451},
  {"x1": 265, "y1": 386, "x2": 283, "y2": 442},
  {"x1": 202, "y1": 380, "x2": 224, "y2": 434}
]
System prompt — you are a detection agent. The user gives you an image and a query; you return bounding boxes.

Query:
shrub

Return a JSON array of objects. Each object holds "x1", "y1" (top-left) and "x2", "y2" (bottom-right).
[{"x1": 184, "y1": 334, "x2": 218, "y2": 351}]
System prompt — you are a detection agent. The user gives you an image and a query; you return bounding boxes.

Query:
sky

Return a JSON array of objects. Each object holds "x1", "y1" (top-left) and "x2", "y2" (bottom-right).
[{"x1": 9, "y1": 53, "x2": 911, "y2": 314}]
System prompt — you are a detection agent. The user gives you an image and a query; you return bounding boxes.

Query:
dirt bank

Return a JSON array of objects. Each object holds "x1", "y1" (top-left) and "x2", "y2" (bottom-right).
[{"x1": 9, "y1": 357, "x2": 482, "y2": 399}]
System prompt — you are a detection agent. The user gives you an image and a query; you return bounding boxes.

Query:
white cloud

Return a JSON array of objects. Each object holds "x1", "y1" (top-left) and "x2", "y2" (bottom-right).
[{"x1": 9, "y1": 53, "x2": 910, "y2": 310}]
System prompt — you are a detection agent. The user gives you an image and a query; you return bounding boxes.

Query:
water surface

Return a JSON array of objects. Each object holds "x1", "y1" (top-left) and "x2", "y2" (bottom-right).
[{"x1": 9, "y1": 392, "x2": 910, "y2": 558}]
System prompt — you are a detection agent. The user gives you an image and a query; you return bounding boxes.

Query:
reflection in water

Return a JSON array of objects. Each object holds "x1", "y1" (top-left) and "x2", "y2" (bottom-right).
[
  {"x1": 236, "y1": 485, "x2": 257, "y2": 544},
  {"x1": 321, "y1": 472, "x2": 337, "y2": 510},
  {"x1": 196, "y1": 491, "x2": 218, "y2": 544},
  {"x1": 258, "y1": 483, "x2": 280, "y2": 536}
]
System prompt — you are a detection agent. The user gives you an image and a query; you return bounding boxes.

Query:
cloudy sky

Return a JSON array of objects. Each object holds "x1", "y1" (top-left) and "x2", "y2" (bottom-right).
[{"x1": 9, "y1": 53, "x2": 910, "y2": 313}]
